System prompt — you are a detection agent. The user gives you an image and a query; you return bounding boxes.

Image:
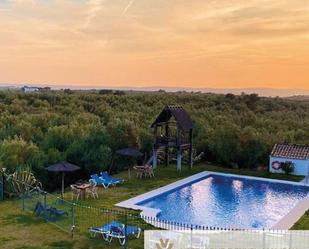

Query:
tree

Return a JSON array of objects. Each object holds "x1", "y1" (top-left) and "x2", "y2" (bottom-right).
[
  {"x1": 79, "y1": 125, "x2": 113, "y2": 173},
  {"x1": 99, "y1": 89, "x2": 113, "y2": 95},
  {"x1": 208, "y1": 123, "x2": 242, "y2": 165},
  {"x1": 0, "y1": 90, "x2": 308, "y2": 188},
  {"x1": 106, "y1": 118, "x2": 140, "y2": 151},
  {"x1": 42, "y1": 126, "x2": 74, "y2": 152},
  {"x1": 0, "y1": 137, "x2": 45, "y2": 174}
]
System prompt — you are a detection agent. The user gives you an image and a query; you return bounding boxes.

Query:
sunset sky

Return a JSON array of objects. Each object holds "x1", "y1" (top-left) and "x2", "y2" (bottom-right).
[{"x1": 0, "y1": 0, "x2": 309, "y2": 89}]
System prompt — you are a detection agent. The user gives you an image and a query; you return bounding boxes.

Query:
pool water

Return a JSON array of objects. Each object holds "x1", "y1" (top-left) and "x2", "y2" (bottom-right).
[{"x1": 138, "y1": 175, "x2": 309, "y2": 229}]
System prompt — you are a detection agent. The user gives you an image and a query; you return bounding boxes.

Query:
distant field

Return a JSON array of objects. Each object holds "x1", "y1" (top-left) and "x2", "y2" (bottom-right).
[{"x1": 286, "y1": 95, "x2": 309, "y2": 101}]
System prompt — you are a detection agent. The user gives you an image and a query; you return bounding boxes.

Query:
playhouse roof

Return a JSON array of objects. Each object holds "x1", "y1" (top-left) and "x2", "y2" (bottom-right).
[
  {"x1": 151, "y1": 105, "x2": 194, "y2": 130},
  {"x1": 271, "y1": 144, "x2": 309, "y2": 160}
]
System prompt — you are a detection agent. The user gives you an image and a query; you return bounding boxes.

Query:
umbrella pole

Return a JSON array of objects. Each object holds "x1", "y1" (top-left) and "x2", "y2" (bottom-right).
[
  {"x1": 62, "y1": 172, "x2": 65, "y2": 199},
  {"x1": 128, "y1": 168, "x2": 131, "y2": 180}
]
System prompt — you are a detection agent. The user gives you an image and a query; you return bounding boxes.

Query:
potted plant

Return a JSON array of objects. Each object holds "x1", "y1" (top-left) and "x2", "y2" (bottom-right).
[{"x1": 281, "y1": 161, "x2": 295, "y2": 175}]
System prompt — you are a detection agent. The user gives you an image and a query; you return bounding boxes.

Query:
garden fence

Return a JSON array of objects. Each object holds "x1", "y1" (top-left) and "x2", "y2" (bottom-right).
[
  {"x1": 1, "y1": 177, "x2": 309, "y2": 248},
  {"x1": 0, "y1": 173, "x2": 3, "y2": 201}
]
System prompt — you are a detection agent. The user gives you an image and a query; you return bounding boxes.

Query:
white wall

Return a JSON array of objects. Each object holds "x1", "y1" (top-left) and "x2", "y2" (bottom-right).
[
  {"x1": 24, "y1": 88, "x2": 39, "y2": 93},
  {"x1": 269, "y1": 156, "x2": 309, "y2": 176}
]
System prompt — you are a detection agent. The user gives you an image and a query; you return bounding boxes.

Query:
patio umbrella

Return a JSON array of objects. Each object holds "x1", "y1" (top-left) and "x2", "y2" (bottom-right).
[
  {"x1": 116, "y1": 148, "x2": 143, "y2": 158},
  {"x1": 116, "y1": 148, "x2": 143, "y2": 180},
  {"x1": 46, "y1": 161, "x2": 80, "y2": 199}
]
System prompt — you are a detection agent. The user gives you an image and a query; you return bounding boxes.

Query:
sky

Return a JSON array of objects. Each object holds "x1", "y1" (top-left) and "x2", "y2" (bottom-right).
[{"x1": 0, "y1": 0, "x2": 309, "y2": 90}]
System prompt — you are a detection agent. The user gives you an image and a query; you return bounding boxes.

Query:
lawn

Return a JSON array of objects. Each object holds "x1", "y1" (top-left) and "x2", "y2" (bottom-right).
[{"x1": 0, "y1": 163, "x2": 307, "y2": 249}]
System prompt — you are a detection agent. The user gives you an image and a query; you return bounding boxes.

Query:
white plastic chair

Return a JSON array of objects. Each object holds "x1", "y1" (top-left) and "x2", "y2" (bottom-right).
[
  {"x1": 70, "y1": 184, "x2": 81, "y2": 201},
  {"x1": 86, "y1": 180, "x2": 98, "y2": 199}
]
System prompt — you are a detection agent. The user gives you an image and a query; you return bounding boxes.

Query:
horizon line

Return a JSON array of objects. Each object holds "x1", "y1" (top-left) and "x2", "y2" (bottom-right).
[
  {"x1": 1, "y1": 82, "x2": 309, "y2": 91},
  {"x1": 1, "y1": 83, "x2": 309, "y2": 97}
]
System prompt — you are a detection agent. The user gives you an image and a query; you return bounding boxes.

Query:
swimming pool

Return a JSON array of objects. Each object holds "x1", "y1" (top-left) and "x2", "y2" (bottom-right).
[{"x1": 116, "y1": 172, "x2": 309, "y2": 229}]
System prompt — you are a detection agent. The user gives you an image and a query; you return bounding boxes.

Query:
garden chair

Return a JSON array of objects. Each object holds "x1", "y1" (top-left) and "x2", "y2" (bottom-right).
[
  {"x1": 144, "y1": 164, "x2": 154, "y2": 178},
  {"x1": 133, "y1": 166, "x2": 144, "y2": 178},
  {"x1": 86, "y1": 180, "x2": 98, "y2": 199},
  {"x1": 70, "y1": 184, "x2": 81, "y2": 201}
]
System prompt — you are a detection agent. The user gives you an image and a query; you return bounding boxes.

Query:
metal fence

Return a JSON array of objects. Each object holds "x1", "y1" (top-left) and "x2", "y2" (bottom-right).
[
  {"x1": 2, "y1": 176, "x2": 249, "y2": 247},
  {"x1": 0, "y1": 173, "x2": 3, "y2": 201},
  {"x1": 2, "y1": 177, "x2": 309, "y2": 249},
  {"x1": 21, "y1": 189, "x2": 75, "y2": 234}
]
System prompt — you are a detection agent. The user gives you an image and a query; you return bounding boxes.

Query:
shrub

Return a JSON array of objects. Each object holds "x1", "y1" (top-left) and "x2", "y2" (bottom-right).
[
  {"x1": 281, "y1": 161, "x2": 295, "y2": 175},
  {"x1": 5, "y1": 165, "x2": 42, "y2": 196}
]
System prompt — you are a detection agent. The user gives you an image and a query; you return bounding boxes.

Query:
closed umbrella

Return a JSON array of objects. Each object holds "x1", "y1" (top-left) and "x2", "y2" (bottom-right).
[{"x1": 46, "y1": 161, "x2": 80, "y2": 199}]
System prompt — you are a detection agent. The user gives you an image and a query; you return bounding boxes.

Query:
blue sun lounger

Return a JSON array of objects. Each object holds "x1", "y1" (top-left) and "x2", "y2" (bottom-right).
[
  {"x1": 90, "y1": 174, "x2": 111, "y2": 188},
  {"x1": 33, "y1": 201, "x2": 67, "y2": 221},
  {"x1": 100, "y1": 171, "x2": 124, "y2": 185},
  {"x1": 89, "y1": 221, "x2": 141, "y2": 246}
]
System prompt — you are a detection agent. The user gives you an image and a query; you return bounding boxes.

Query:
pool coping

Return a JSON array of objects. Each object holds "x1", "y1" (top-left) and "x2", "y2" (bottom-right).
[{"x1": 115, "y1": 171, "x2": 309, "y2": 229}]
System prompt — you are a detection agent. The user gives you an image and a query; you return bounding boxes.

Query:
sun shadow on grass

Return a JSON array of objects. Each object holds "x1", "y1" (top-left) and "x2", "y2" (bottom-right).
[
  {"x1": 1, "y1": 213, "x2": 44, "y2": 226},
  {"x1": 16, "y1": 246, "x2": 42, "y2": 249},
  {"x1": 48, "y1": 241, "x2": 75, "y2": 249},
  {"x1": 0, "y1": 236, "x2": 17, "y2": 244},
  {"x1": 15, "y1": 241, "x2": 76, "y2": 249}
]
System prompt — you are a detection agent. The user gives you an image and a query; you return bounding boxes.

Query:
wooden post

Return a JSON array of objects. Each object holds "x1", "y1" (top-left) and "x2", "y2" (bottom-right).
[
  {"x1": 61, "y1": 172, "x2": 65, "y2": 199},
  {"x1": 165, "y1": 123, "x2": 169, "y2": 166},
  {"x1": 176, "y1": 124, "x2": 182, "y2": 172},
  {"x1": 0, "y1": 173, "x2": 3, "y2": 201},
  {"x1": 153, "y1": 146, "x2": 157, "y2": 169},
  {"x1": 71, "y1": 203, "x2": 76, "y2": 238},
  {"x1": 153, "y1": 125, "x2": 158, "y2": 169},
  {"x1": 128, "y1": 168, "x2": 131, "y2": 180},
  {"x1": 306, "y1": 161, "x2": 309, "y2": 185},
  {"x1": 177, "y1": 148, "x2": 182, "y2": 172},
  {"x1": 189, "y1": 129, "x2": 193, "y2": 169}
]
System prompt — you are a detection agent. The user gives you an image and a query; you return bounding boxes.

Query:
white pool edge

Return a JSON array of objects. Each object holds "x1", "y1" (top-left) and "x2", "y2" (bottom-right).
[{"x1": 115, "y1": 171, "x2": 309, "y2": 229}]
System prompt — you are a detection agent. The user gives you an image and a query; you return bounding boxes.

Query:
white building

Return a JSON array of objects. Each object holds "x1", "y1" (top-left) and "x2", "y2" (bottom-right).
[
  {"x1": 269, "y1": 144, "x2": 309, "y2": 176},
  {"x1": 22, "y1": 86, "x2": 40, "y2": 93}
]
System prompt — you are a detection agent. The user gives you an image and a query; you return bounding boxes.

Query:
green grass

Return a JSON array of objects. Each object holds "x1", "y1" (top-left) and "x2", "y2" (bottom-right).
[
  {"x1": 0, "y1": 163, "x2": 307, "y2": 249},
  {"x1": 63, "y1": 163, "x2": 304, "y2": 209},
  {"x1": 292, "y1": 210, "x2": 309, "y2": 230}
]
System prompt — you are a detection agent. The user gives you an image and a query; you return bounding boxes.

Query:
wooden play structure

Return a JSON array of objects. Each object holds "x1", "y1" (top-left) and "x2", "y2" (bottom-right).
[{"x1": 151, "y1": 105, "x2": 195, "y2": 171}]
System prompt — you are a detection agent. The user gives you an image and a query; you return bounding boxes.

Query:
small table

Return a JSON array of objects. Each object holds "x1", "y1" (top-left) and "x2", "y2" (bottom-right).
[
  {"x1": 75, "y1": 183, "x2": 91, "y2": 200},
  {"x1": 134, "y1": 165, "x2": 154, "y2": 179}
]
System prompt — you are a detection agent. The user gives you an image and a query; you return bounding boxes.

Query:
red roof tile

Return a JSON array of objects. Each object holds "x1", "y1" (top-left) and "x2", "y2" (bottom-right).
[{"x1": 271, "y1": 144, "x2": 309, "y2": 160}]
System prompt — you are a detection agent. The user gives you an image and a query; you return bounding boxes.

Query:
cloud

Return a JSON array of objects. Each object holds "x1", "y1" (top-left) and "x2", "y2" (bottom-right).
[
  {"x1": 82, "y1": 0, "x2": 105, "y2": 29},
  {"x1": 10, "y1": 0, "x2": 36, "y2": 3},
  {"x1": 1, "y1": 0, "x2": 309, "y2": 88},
  {"x1": 120, "y1": 0, "x2": 135, "y2": 17}
]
